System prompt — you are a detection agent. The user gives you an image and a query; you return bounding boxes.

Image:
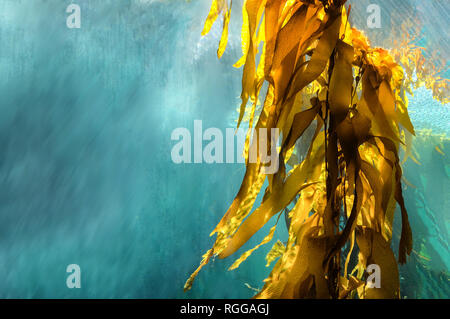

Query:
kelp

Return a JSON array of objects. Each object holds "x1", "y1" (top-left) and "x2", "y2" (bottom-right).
[
  {"x1": 388, "y1": 13, "x2": 449, "y2": 105},
  {"x1": 183, "y1": 0, "x2": 439, "y2": 299}
]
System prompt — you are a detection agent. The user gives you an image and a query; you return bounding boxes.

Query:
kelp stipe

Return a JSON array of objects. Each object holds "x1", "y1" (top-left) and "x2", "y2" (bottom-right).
[{"x1": 185, "y1": 0, "x2": 444, "y2": 299}]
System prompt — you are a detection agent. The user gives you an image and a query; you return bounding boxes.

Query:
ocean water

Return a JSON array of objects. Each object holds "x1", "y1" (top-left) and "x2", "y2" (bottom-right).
[{"x1": 0, "y1": 0, "x2": 447, "y2": 298}]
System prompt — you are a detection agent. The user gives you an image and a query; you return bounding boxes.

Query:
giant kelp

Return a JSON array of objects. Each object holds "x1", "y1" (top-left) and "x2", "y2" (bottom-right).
[{"x1": 184, "y1": 0, "x2": 430, "y2": 299}]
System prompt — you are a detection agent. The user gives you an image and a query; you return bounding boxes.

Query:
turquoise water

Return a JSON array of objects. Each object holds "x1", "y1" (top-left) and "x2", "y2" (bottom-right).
[{"x1": 0, "y1": 0, "x2": 448, "y2": 298}]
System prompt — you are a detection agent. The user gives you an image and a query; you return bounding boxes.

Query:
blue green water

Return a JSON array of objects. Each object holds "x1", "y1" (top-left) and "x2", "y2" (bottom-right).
[{"x1": 0, "y1": 0, "x2": 448, "y2": 298}]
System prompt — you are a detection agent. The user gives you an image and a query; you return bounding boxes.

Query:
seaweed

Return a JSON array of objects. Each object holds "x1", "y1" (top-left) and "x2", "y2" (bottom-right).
[{"x1": 184, "y1": 0, "x2": 429, "y2": 299}]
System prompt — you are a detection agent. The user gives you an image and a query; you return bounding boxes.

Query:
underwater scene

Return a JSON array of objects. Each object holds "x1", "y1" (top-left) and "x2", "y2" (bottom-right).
[{"x1": 0, "y1": 0, "x2": 448, "y2": 299}]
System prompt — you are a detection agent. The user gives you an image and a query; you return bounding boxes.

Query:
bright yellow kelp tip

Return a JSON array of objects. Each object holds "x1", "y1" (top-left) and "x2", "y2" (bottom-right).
[{"x1": 185, "y1": 0, "x2": 446, "y2": 299}]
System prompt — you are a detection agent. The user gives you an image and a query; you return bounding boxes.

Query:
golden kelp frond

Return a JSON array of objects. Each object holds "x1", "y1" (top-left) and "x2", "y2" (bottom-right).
[
  {"x1": 389, "y1": 15, "x2": 449, "y2": 104},
  {"x1": 201, "y1": 0, "x2": 226, "y2": 36},
  {"x1": 265, "y1": 240, "x2": 285, "y2": 267},
  {"x1": 202, "y1": 0, "x2": 232, "y2": 58},
  {"x1": 185, "y1": 0, "x2": 434, "y2": 298}
]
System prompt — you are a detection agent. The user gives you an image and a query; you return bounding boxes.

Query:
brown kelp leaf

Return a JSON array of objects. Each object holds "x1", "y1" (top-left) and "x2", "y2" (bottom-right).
[
  {"x1": 378, "y1": 80, "x2": 415, "y2": 138},
  {"x1": 294, "y1": 5, "x2": 322, "y2": 65},
  {"x1": 201, "y1": 0, "x2": 226, "y2": 36},
  {"x1": 213, "y1": 85, "x2": 275, "y2": 238},
  {"x1": 329, "y1": 40, "x2": 354, "y2": 123},
  {"x1": 394, "y1": 160, "x2": 413, "y2": 264},
  {"x1": 360, "y1": 160, "x2": 384, "y2": 230},
  {"x1": 286, "y1": 13, "x2": 341, "y2": 101},
  {"x1": 265, "y1": 240, "x2": 285, "y2": 267},
  {"x1": 278, "y1": 227, "x2": 336, "y2": 299},
  {"x1": 362, "y1": 69, "x2": 402, "y2": 144},
  {"x1": 236, "y1": 0, "x2": 265, "y2": 129},
  {"x1": 184, "y1": 249, "x2": 214, "y2": 292},
  {"x1": 282, "y1": 102, "x2": 320, "y2": 153},
  {"x1": 228, "y1": 224, "x2": 277, "y2": 270},
  {"x1": 356, "y1": 227, "x2": 400, "y2": 299},
  {"x1": 395, "y1": 97, "x2": 415, "y2": 135},
  {"x1": 218, "y1": 180, "x2": 318, "y2": 259},
  {"x1": 368, "y1": 136, "x2": 413, "y2": 263},
  {"x1": 271, "y1": 5, "x2": 308, "y2": 103},
  {"x1": 263, "y1": 0, "x2": 285, "y2": 80},
  {"x1": 339, "y1": 275, "x2": 364, "y2": 299},
  {"x1": 255, "y1": 220, "x2": 322, "y2": 299},
  {"x1": 384, "y1": 137, "x2": 412, "y2": 263},
  {"x1": 217, "y1": 1, "x2": 232, "y2": 58},
  {"x1": 336, "y1": 111, "x2": 371, "y2": 157},
  {"x1": 219, "y1": 126, "x2": 325, "y2": 258}
]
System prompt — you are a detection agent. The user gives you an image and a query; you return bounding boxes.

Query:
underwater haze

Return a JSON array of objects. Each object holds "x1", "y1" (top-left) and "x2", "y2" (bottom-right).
[{"x1": 0, "y1": 0, "x2": 448, "y2": 298}]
